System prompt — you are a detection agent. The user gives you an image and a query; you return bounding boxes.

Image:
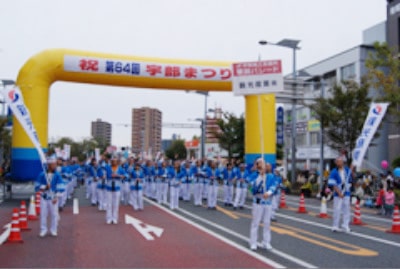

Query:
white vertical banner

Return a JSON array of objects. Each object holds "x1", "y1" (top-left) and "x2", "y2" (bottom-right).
[
  {"x1": 95, "y1": 148, "x2": 100, "y2": 162},
  {"x1": 1, "y1": 86, "x2": 47, "y2": 164},
  {"x1": 63, "y1": 144, "x2": 71, "y2": 160},
  {"x1": 352, "y1": 103, "x2": 389, "y2": 168},
  {"x1": 55, "y1": 147, "x2": 62, "y2": 158}
]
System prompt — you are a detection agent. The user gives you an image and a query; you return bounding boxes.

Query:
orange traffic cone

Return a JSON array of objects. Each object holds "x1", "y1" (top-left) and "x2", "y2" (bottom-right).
[
  {"x1": 317, "y1": 197, "x2": 330, "y2": 218},
  {"x1": 297, "y1": 193, "x2": 308, "y2": 213},
  {"x1": 6, "y1": 208, "x2": 23, "y2": 243},
  {"x1": 28, "y1": 195, "x2": 38, "y2": 221},
  {"x1": 386, "y1": 206, "x2": 400, "y2": 234},
  {"x1": 279, "y1": 190, "x2": 288, "y2": 208},
  {"x1": 35, "y1": 192, "x2": 41, "y2": 216},
  {"x1": 19, "y1": 201, "x2": 31, "y2": 231},
  {"x1": 351, "y1": 200, "x2": 365, "y2": 225}
]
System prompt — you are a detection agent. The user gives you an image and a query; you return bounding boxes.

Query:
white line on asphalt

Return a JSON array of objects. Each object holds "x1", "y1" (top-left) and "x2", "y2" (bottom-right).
[
  {"x1": 73, "y1": 198, "x2": 79, "y2": 215},
  {"x1": 239, "y1": 203, "x2": 400, "y2": 248},
  {"x1": 0, "y1": 223, "x2": 11, "y2": 245},
  {"x1": 145, "y1": 198, "x2": 287, "y2": 269}
]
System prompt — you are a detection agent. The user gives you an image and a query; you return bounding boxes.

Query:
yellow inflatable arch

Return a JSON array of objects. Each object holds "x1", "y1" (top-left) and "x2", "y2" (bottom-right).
[{"x1": 12, "y1": 49, "x2": 276, "y2": 181}]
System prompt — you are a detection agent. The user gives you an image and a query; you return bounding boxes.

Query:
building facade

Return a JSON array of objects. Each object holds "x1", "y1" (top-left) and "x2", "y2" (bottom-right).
[
  {"x1": 386, "y1": 0, "x2": 400, "y2": 163},
  {"x1": 283, "y1": 23, "x2": 388, "y2": 172},
  {"x1": 131, "y1": 107, "x2": 162, "y2": 155},
  {"x1": 91, "y1": 118, "x2": 112, "y2": 146}
]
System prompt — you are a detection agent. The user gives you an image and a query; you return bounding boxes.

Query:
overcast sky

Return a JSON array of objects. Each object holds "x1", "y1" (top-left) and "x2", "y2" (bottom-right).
[{"x1": 0, "y1": 0, "x2": 386, "y2": 147}]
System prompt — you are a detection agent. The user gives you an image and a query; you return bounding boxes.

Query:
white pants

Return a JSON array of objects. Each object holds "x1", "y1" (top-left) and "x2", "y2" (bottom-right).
[
  {"x1": 97, "y1": 188, "x2": 107, "y2": 210},
  {"x1": 170, "y1": 186, "x2": 180, "y2": 210},
  {"x1": 156, "y1": 181, "x2": 162, "y2": 203},
  {"x1": 40, "y1": 197, "x2": 59, "y2": 235},
  {"x1": 333, "y1": 196, "x2": 351, "y2": 230},
  {"x1": 85, "y1": 177, "x2": 92, "y2": 199},
  {"x1": 271, "y1": 194, "x2": 280, "y2": 219},
  {"x1": 233, "y1": 187, "x2": 247, "y2": 208},
  {"x1": 207, "y1": 184, "x2": 218, "y2": 208},
  {"x1": 60, "y1": 190, "x2": 67, "y2": 207},
  {"x1": 67, "y1": 181, "x2": 74, "y2": 199},
  {"x1": 106, "y1": 191, "x2": 120, "y2": 223},
  {"x1": 131, "y1": 190, "x2": 143, "y2": 210},
  {"x1": 202, "y1": 182, "x2": 208, "y2": 199},
  {"x1": 150, "y1": 181, "x2": 156, "y2": 199},
  {"x1": 249, "y1": 203, "x2": 271, "y2": 247},
  {"x1": 223, "y1": 184, "x2": 233, "y2": 204},
  {"x1": 183, "y1": 182, "x2": 191, "y2": 201},
  {"x1": 194, "y1": 182, "x2": 203, "y2": 206},
  {"x1": 90, "y1": 181, "x2": 98, "y2": 204},
  {"x1": 121, "y1": 182, "x2": 131, "y2": 205},
  {"x1": 161, "y1": 182, "x2": 168, "y2": 204}
]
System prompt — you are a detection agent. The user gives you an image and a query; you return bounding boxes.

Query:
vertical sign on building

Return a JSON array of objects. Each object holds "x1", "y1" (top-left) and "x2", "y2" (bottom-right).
[{"x1": 276, "y1": 107, "x2": 284, "y2": 145}]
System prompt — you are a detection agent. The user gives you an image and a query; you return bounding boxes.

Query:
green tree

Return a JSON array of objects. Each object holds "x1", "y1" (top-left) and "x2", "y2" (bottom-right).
[
  {"x1": 165, "y1": 139, "x2": 187, "y2": 160},
  {"x1": 365, "y1": 42, "x2": 400, "y2": 122},
  {"x1": 309, "y1": 81, "x2": 371, "y2": 162},
  {"x1": 215, "y1": 112, "x2": 244, "y2": 161}
]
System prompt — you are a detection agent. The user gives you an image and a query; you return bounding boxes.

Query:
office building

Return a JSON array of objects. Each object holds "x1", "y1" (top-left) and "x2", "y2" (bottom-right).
[
  {"x1": 91, "y1": 118, "x2": 112, "y2": 145},
  {"x1": 131, "y1": 107, "x2": 162, "y2": 155},
  {"x1": 282, "y1": 22, "x2": 387, "y2": 171}
]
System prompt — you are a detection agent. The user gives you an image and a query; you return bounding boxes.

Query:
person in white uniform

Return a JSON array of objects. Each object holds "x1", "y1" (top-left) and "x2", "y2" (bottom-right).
[
  {"x1": 35, "y1": 158, "x2": 64, "y2": 237},
  {"x1": 328, "y1": 156, "x2": 353, "y2": 233},
  {"x1": 249, "y1": 159, "x2": 276, "y2": 251}
]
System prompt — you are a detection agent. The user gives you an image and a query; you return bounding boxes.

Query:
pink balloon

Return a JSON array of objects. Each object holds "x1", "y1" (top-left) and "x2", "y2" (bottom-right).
[{"x1": 381, "y1": 160, "x2": 388, "y2": 169}]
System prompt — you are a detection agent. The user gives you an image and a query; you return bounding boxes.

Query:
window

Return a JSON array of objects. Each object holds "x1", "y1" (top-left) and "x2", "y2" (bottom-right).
[
  {"x1": 296, "y1": 133, "x2": 307, "y2": 146},
  {"x1": 310, "y1": 132, "x2": 320, "y2": 145},
  {"x1": 340, "y1": 63, "x2": 356, "y2": 81}
]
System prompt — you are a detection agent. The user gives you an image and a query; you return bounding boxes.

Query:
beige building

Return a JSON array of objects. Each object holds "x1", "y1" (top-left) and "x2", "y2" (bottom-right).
[
  {"x1": 91, "y1": 118, "x2": 112, "y2": 145},
  {"x1": 131, "y1": 107, "x2": 162, "y2": 155}
]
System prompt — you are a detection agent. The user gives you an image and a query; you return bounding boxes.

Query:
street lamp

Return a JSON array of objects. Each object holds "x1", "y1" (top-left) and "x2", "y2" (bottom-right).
[
  {"x1": 259, "y1": 38, "x2": 301, "y2": 184},
  {"x1": 186, "y1": 90, "x2": 209, "y2": 160}
]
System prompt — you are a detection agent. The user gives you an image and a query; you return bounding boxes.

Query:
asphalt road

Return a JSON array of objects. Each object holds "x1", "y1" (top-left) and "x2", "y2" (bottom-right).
[{"x1": 0, "y1": 186, "x2": 399, "y2": 268}]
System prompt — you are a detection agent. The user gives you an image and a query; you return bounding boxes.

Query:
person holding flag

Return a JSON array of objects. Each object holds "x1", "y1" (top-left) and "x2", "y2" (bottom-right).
[
  {"x1": 249, "y1": 159, "x2": 276, "y2": 251},
  {"x1": 35, "y1": 157, "x2": 64, "y2": 237},
  {"x1": 328, "y1": 156, "x2": 354, "y2": 233}
]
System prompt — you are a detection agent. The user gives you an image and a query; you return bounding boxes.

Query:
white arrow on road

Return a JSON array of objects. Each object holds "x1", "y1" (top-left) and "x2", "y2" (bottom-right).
[
  {"x1": 125, "y1": 214, "x2": 163, "y2": 241},
  {"x1": 0, "y1": 223, "x2": 11, "y2": 245}
]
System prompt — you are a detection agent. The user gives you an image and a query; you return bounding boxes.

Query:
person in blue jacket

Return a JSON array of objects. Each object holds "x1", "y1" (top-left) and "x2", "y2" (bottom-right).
[
  {"x1": 35, "y1": 157, "x2": 64, "y2": 237},
  {"x1": 191, "y1": 160, "x2": 206, "y2": 206},
  {"x1": 249, "y1": 159, "x2": 276, "y2": 251},
  {"x1": 181, "y1": 161, "x2": 192, "y2": 202},
  {"x1": 168, "y1": 161, "x2": 183, "y2": 210},
  {"x1": 105, "y1": 157, "x2": 127, "y2": 224},
  {"x1": 131, "y1": 162, "x2": 144, "y2": 211},
  {"x1": 328, "y1": 156, "x2": 353, "y2": 233},
  {"x1": 222, "y1": 163, "x2": 235, "y2": 207},
  {"x1": 157, "y1": 160, "x2": 170, "y2": 205},
  {"x1": 205, "y1": 160, "x2": 221, "y2": 210},
  {"x1": 233, "y1": 163, "x2": 250, "y2": 210}
]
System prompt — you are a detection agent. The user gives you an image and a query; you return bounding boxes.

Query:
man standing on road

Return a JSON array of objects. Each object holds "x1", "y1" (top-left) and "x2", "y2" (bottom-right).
[
  {"x1": 249, "y1": 159, "x2": 276, "y2": 251},
  {"x1": 35, "y1": 157, "x2": 64, "y2": 237},
  {"x1": 328, "y1": 156, "x2": 353, "y2": 233}
]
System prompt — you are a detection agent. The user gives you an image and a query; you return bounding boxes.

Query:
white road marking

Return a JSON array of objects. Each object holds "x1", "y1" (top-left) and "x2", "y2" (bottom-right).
[
  {"x1": 73, "y1": 198, "x2": 79, "y2": 215},
  {"x1": 125, "y1": 214, "x2": 163, "y2": 241},
  {"x1": 0, "y1": 223, "x2": 11, "y2": 245},
  {"x1": 145, "y1": 198, "x2": 287, "y2": 269}
]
